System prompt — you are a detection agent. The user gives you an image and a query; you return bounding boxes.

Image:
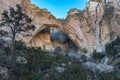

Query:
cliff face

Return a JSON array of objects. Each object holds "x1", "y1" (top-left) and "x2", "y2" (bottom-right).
[
  {"x1": 0, "y1": 0, "x2": 120, "y2": 53},
  {"x1": 65, "y1": 0, "x2": 120, "y2": 53},
  {"x1": 84, "y1": 0, "x2": 120, "y2": 52}
]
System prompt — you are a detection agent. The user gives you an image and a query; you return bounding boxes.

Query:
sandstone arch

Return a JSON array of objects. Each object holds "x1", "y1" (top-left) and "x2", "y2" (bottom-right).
[
  {"x1": 29, "y1": 23, "x2": 79, "y2": 51},
  {"x1": 32, "y1": 24, "x2": 64, "y2": 39}
]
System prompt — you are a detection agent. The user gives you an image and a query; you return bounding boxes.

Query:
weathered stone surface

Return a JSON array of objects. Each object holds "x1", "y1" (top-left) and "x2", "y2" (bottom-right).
[{"x1": 0, "y1": 0, "x2": 120, "y2": 53}]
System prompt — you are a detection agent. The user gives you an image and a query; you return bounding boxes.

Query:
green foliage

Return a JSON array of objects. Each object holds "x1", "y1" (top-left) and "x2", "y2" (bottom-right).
[
  {"x1": 0, "y1": 5, "x2": 36, "y2": 79},
  {"x1": 0, "y1": 74, "x2": 4, "y2": 79},
  {"x1": 92, "y1": 51, "x2": 105, "y2": 59},
  {"x1": 82, "y1": 48, "x2": 88, "y2": 54},
  {"x1": 105, "y1": 36, "x2": 120, "y2": 56},
  {"x1": 92, "y1": 51, "x2": 105, "y2": 63},
  {"x1": 0, "y1": 41, "x2": 120, "y2": 80},
  {"x1": 14, "y1": 47, "x2": 87, "y2": 80},
  {"x1": 0, "y1": 40, "x2": 88, "y2": 80},
  {"x1": 54, "y1": 47, "x2": 62, "y2": 54},
  {"x1": 92, "y1": 69, "x2": 118, "y2": 80},
  {"x1": 103, "y1": 5, "x2": 115, "y2": 20},
  {"x1": 0, "y1": 5, "x2": 35, "y2": 38},
  {"x1": 0, "y1": 30, "x2": 8, "y2": 37}
]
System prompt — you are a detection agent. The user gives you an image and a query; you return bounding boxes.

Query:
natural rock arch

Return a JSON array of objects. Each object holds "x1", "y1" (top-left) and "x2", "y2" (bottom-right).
[{"x1": 29, "y1": 23, "x2": 80, "y2": 50}]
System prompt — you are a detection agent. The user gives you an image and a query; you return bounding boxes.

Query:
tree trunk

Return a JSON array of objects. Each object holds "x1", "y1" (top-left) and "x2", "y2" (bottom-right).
[{"x1": 7, "y1": 34, "x2": 15, "y2": 80}]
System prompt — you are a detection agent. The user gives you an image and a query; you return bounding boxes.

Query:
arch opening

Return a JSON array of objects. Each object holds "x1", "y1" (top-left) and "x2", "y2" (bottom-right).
[{"x1": 50, "y1": 28, "x2": 78, "y2": 52}]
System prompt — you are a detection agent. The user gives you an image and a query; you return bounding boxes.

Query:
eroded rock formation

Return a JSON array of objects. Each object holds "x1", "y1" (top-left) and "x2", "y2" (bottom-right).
[{"x1": 0, "y1": 0, "x2": 120, "y2": 53}]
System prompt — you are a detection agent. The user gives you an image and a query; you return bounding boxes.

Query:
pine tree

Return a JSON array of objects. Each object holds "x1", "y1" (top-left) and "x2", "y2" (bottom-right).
[{"x1": 0, "y1": 4, "x2": 35, "y2": 80}]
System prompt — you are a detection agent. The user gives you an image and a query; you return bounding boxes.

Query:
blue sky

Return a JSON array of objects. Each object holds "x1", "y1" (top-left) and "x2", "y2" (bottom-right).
[{"x1": 30, "y1": 0, "x2": 89, "y2": 18}]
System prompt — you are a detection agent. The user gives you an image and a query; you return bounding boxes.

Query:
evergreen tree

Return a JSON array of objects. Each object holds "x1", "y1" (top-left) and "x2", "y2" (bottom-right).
[
  {"x1": 0, "y1": 4, "x2": 35, "y2": 80},
  {"x1": 105, "y1": 36, "x2": 120, "y2": 56}
]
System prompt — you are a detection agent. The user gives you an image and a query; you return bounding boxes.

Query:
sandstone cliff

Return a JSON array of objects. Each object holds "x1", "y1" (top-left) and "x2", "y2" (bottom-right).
[
  {"x1": 0, "y1": 0, "x2": 120, "y2": 54},
  {"x1": 65, "y1": 0, "x2": 120, "y2": 53}
]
